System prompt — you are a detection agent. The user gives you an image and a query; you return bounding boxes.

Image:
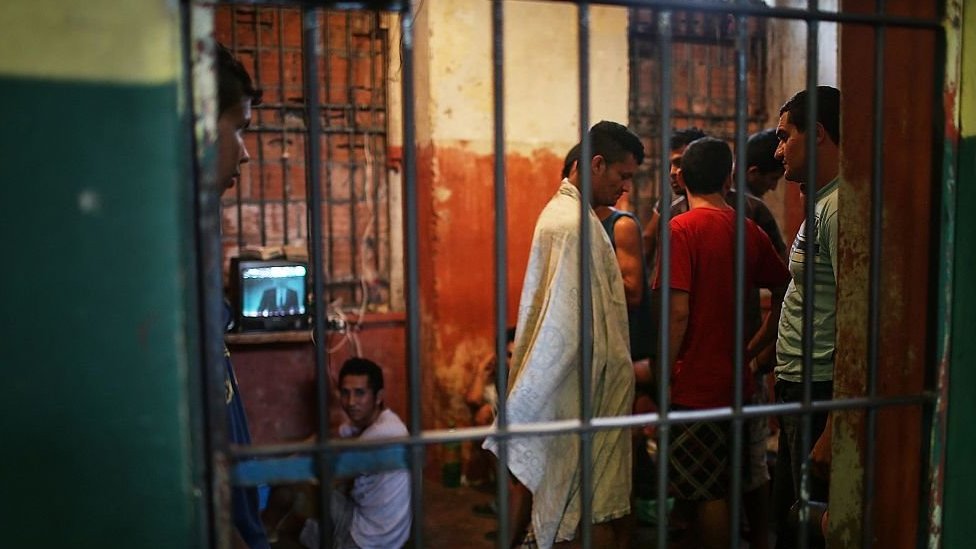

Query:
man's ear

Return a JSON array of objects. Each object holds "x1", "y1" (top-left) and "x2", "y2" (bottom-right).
[
  {"x1": 375, "y1": 388, "x2": 385, "y2": 407},
  {"x1": 591, "y1": 154, "x2": 606, "y2": 174},
  {"x1": 814, "y1": 122, "x2": 827, "y2": 145},
  {"x1": 676, "y1": 168, "x2": 687, "y2": 191}
]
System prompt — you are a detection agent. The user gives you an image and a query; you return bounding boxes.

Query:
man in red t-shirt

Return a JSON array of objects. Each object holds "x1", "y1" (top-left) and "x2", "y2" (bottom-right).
[{"x1": 653, "y1": 137, "x2": 790, "y2": 548}]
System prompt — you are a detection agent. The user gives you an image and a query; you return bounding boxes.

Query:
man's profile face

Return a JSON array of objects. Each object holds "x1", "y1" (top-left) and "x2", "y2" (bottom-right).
[
  {"x1": 669, "y1": 147, "x2": 686, "y2": 196},
  {"x1": 217, "y1": 97, "x2": 253, "y2": 195},
  {"x1": 746, "y1": 165, "x2": 784, "y2": 197},
  {"x1": 774, "y1": 111, "x2": 808, "y2": 191},
  {"x1": 340, "y1": 374, "x2": 382, "y2": 430},
  {"x1": 590, "y1": 153, "x2": 637, "y2": 208}
]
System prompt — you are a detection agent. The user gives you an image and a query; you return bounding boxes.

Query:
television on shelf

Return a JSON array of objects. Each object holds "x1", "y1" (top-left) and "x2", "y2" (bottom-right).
[{"x1": 232, "y1": 258, "x2": 309, "y2": 332}]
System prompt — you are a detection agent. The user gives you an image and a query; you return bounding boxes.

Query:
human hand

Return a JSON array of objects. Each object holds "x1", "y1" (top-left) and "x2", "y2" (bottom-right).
[{"x1": 810, "y1": 419, "x2": 832, "y2": 480}]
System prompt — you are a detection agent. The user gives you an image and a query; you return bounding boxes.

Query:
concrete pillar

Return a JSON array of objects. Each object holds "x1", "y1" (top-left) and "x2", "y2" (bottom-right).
[
  {"x1": 0, "y1": 1, "x2": 201, "y2": 546},
  {"x1": 409, "y1": 0, "x2": 630, "y2": 445},
  {"x1": 835, "y1": 1, "x2": 939, "y2": 546}
]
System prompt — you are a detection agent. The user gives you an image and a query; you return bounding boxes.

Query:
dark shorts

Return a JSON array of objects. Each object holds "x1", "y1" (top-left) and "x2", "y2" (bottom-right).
[{"x1": 668, "y1": 418, "x2": 731, "y2": 501}]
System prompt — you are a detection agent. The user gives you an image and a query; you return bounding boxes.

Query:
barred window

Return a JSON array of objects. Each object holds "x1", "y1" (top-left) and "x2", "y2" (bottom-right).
[
  {"x1": 216, "y1": 7, "x2": 397, "y2": 312},
  {"x1": 628, "y1": 3, "x2": 768, "y2": 221}
]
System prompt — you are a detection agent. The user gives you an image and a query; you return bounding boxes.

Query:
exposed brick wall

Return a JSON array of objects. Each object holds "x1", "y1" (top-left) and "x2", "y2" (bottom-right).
[
  {"x1": 216, "y1": 6, "x2": 392, "y2": 310},
  {"x1": 629, "y1": 6, "x2": 770, "y2": 221}
]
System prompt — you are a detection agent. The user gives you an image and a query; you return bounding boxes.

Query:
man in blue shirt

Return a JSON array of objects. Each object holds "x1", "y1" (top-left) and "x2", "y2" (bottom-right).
[{"x1": 214, "y1": 42, "x2": 270, "y2": 549}]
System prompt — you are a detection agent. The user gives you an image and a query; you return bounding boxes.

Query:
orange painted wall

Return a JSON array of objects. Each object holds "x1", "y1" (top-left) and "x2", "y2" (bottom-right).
[{"x1": 416, "y1": 145, "x2": 564, "y2": 433}]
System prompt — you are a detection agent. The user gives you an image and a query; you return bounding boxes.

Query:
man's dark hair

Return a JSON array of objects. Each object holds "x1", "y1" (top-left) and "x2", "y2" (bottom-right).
[
  {"x1": 561, "y1": 143, "x2": 581, "y2": 179},
  {"x1": 779, "y1": 86, "x2": 840, "y2": 145},
  {"x1": 746, "y1": 128, "x2": 783, "y2": 173},
  {"x1": 670, "y1": 127, "x2": 707, "y2": 151},
  {"x1": 506, "y1": 326, "x2": 517, "y2": 343},
  {"x1": 217, "y1": 42, "x2": 263, "y2": 115},
  {"x1": 339, "y1": 357, "x2": 385, "y2": 394},
  {"x1": 589, "y1": 121, "x2": 645, "y2": 166},
  {"x1": 680, "y1": 137, "x2": 733, "y2": 195}
]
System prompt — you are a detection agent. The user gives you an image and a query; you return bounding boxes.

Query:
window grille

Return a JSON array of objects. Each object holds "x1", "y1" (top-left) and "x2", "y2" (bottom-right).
[
  {"x1": 628, "y1": 2, "x2": 768, "y2": 221},
  {"x1": 216, "y1": 6, "x2": 394, "y2": 311}
]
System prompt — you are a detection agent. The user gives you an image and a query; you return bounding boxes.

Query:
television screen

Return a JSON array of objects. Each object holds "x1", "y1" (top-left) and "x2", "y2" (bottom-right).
[
  {"x1": 229, "y1": 258, "x2": 309, "y2": 332},
  {"x1": 240, "y1": 263, "x2": 308, "y2": 318}
]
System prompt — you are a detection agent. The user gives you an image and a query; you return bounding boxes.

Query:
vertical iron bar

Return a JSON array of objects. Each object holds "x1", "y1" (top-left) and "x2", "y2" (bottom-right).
[
  {"x1": 370, "y1": 14, "x2": 382, "y2": 278},
  {"x1": 655, "y1": 10, "x2": 673, "y2": 549},
  {"x1": 255, "y1": 7, "x2": 268, "y2": 247},
  {"x1": 279, "y1": 8, "x2": 290, "y2": 245},
  {"x1": 184, "y1": 10, "x2": 223, "y2": 546},
  {"x1": 627, "y1": 9, "x2": 641, "y2": 218},
  {"x1": 686, "y1": 38, "x2": 694, "y2": 129},
  {"x1": 399, "y1": 7, "x2": 425, "y2": 547},
  {"x1": 577, "y1": 4, "x2": 594, "y2": 548},
  {"x1": 798, "y1": 2, "x2": 820, "y2": 547},
  {"x1": 923, "y1": 1, "x2": 953, "y2": 545},
  {"x1": 303, "y1": 8, "x2": 333, "y2": 549},
  {"x1": 491, "y1": 0, "x2": 512, "y2": 549},
  {"x1": 730, "y1": 8, "x2": 749, "y2": 546},
  {"x1": 863, "y1": 1, "x2": 886, "y2": 547},
  {"x1": 324, "y1": 12, "x2": 336, "y2": 306},
  {"x1": 232, "y1": 9, "x2": 245, "y2": 252},
  {"x1": 706, "y1": 13, "x2": 714, "y2": 129},
  {"x1": 346, "y1": 12, "x2": 360, "y2": 304},
  {"x1": 491, "y1": 1, "x2": 511, "y2": 547}
]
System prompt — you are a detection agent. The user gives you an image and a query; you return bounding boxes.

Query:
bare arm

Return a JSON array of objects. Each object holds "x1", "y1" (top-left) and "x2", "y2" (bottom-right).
[
  {"x1": 746, "y1": 284, "x2": 786, "y2": 365},
  {"x1": 810, "y1": 414, "x2": 833, "y2": 479},
  {"x1": 613, "y1": 216, "x2": 645, "y2": 309},
  {"x1": 642, "y1": 210, "x2": 660, "y2": 281},
  {"x1": 668, "y1": 290, "x2": 690, "y2": 369}
]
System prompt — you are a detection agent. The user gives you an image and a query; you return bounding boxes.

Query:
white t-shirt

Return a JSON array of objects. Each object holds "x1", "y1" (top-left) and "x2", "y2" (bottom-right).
[{"x1": 339, "y1": 409, "x2": 411, "y2": 549}]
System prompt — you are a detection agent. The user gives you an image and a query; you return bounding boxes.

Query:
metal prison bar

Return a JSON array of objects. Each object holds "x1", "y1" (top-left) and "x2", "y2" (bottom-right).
[
  {"x1": 195, "y1": 2, "x2": 947, "y2": 549},
  {"x1": 491, "y1": 1, "x2": 513, "y2": 546}
]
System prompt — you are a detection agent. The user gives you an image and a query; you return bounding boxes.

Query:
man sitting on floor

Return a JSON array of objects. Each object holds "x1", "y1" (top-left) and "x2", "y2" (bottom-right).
[{"x1": 298, "y1": 358, "x2": 411, "y2": 549}]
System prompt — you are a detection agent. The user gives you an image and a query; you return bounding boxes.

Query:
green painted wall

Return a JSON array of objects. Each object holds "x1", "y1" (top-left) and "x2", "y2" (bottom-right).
[
  {"x1": 944, "y1": 0, "x2": 976, "y2": 547},
  {"x1": 0, "y1": 2, "x2": 201, "y2": 547}
]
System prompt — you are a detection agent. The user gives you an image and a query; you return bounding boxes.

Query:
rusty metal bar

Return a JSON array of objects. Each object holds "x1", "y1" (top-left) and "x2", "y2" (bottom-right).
[
  {"x1": 729, "y1": 6, "x2": 749, "y2": 545},
  {"x1": 577, "y1": 4, "x2": 595, "y2": 547},
  {"x1": 491, "y1": 1, "x2": 512, "y2": 547},
  {"x1": 302, "y1": 7, "x2": 335, "y2": 548},
  {"x1": 398, "y1": 5, "x2": 425, "y2": 547},
  {"x1": 655, "y1": 9, "x2": 673, "y2": 549}
]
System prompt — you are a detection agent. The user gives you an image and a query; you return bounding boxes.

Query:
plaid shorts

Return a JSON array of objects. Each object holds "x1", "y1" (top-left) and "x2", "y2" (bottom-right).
[{"x1": 668, "y1": 418, "x2": 731, "y2": 501}]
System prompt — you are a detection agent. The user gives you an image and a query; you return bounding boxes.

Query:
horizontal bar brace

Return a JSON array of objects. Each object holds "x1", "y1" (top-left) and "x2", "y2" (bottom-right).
[
  {"x1": 206, "y1": 0, "x2": 940, "y2": 29},
  {"x1": 205, "y1": 0, "x2": 407, "y2": 11},
  {"x1": 548, "y1": 0, "x2": 940, "y2": 29},
  {"x1": 231, "y1": 392, "x2": 934, "y2": 460},
  {"x1": 232, "y1": 446, "x2": 408, "y2": 486}
]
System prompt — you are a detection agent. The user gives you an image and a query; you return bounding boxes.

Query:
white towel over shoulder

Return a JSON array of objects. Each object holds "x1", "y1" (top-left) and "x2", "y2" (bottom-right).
[{"x1": 484, "y1": 181, "x2": 634, "y2": 549}]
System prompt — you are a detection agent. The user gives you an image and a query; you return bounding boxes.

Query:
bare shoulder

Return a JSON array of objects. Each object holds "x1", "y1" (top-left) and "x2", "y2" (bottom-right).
[{"x1": 613, "y1": 214, "x2": 641, "y2": 248}]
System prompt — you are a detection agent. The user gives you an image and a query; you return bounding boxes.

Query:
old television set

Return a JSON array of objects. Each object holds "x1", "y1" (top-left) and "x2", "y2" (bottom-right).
[{"x1": 231, "y1": 258, "x2": 309, "y2": 332}]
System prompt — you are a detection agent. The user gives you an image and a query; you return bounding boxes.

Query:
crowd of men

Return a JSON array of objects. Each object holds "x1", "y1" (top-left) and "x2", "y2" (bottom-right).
[
  {"x1": 489, "y1": 87, "x2": 840, "y2": 549},
  {"x1": 216, "y1": 40, "x2": 841, "y2": 549}
]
